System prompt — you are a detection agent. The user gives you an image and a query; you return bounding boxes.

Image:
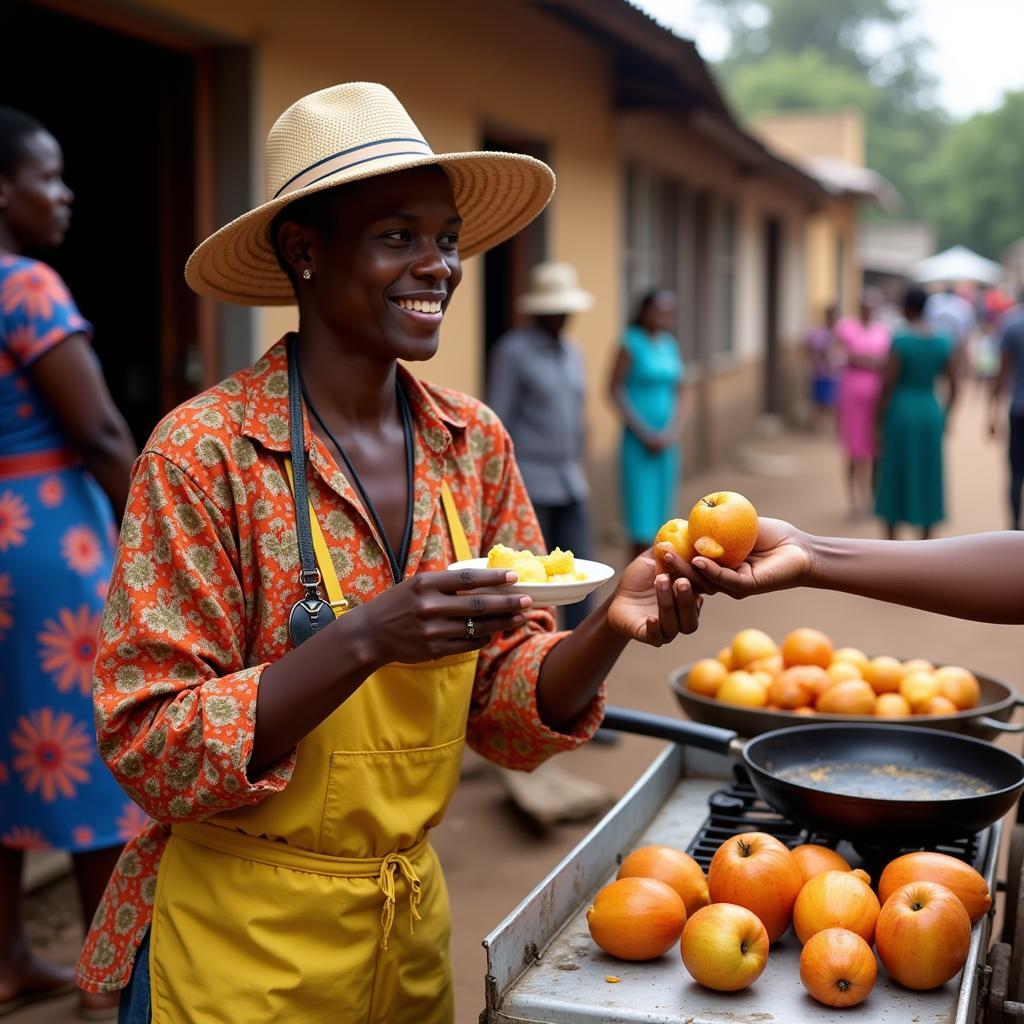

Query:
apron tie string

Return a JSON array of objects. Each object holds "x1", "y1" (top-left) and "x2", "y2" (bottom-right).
[{"x1": 378, "y1": 852, "x2": 422, "y2": 950}]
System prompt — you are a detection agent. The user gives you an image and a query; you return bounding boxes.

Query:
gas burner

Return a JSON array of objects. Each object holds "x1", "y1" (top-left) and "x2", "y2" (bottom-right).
[{"x1": 687, "y1": 764, "x2": 983, "y2": 875}]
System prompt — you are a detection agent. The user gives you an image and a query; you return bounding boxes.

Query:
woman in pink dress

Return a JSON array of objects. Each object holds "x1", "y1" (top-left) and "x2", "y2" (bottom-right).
[{"x1": 835, "y1": 291, "x2": 891, "y2": 517}]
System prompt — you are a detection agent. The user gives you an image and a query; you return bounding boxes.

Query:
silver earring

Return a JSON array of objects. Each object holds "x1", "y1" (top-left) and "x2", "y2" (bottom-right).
[{"x1": 302, "y1": 268, "x2": 312, "y2": 280}]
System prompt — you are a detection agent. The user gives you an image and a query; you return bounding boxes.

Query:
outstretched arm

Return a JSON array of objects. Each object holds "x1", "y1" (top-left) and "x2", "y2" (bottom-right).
[{"x1": 683, "y1": 519, "x2": 1024, "y2": 625}]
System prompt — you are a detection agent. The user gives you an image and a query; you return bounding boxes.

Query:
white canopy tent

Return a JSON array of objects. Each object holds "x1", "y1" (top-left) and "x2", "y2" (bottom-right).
[{"x1": 911, "y1": 245, "x2": 1003, "y2": 286}]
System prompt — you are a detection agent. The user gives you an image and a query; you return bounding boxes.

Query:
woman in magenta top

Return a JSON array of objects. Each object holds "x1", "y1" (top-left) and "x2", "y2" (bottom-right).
[{"x1": 834, "y1": 291, "x2": 891, "y2": 518}]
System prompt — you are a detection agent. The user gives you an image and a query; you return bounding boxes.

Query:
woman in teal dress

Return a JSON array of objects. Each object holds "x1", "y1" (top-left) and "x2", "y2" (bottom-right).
[
  {"x1": 875, "y1": 285, "x2": 959, "y2": 539},
  {"x1": 609, "y1": 289, "x2": 685, "y2": 558}
]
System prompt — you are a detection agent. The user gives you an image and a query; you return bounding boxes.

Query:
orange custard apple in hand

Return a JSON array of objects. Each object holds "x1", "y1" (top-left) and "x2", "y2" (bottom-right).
[{"x1": 686, "y1": 491, "x2": 760, "y2": 568}]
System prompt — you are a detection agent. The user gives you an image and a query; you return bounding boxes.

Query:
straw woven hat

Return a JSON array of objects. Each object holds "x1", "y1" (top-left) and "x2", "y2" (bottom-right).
[
  {"x1": 185, "y1": 82, "x2": 556, "y2": 305},
  {"x1": 515, "y1": 262, "x2": 594, "y2": 315}
]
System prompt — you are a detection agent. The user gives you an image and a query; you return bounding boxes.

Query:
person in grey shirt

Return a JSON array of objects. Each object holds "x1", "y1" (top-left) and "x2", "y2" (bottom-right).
[
  {"x1": 989, "y1": 297, "x2": 1024, "y2": 527},
  {"x1": 488, "y1": 262, "x2": 594, "y2": 628}
]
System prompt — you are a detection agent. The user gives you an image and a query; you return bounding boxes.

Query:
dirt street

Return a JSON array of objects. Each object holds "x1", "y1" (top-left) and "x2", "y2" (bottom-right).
[{"x1": 19, "y1": 386, "x2": 1019, "y2": 1023}]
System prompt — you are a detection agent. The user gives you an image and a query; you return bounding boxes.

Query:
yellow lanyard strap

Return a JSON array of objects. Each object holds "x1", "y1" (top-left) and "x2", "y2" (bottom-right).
[
  {"x1": 440, "y1": 481, "x2": 472, "y2": 563},
  {"x1": 284, "y1": 458, "x2": 348, "y2": 613}
]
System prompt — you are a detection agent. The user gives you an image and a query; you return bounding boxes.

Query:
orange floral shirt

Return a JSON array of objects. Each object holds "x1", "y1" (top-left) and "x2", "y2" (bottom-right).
[{"x1": 76, "y1": 338, "x2": 604, "y2": 992}]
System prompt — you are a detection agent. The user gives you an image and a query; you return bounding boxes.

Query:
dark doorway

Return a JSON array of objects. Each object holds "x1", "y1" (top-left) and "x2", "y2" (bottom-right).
[
  {"x1": 3, "y1": 1, "x2": 206, "y2": 446},
  {"x1": 764, "y1": 216, "x2": 782, "y2": 414},
  {"x1": 482, "y1": 130, "x2": 549, "y2": 386}
]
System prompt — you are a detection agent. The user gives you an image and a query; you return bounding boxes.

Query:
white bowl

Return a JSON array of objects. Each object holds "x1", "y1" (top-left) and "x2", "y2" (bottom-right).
[{"x1": 446, "y1": 557, "x2": 617, "y2": 607}]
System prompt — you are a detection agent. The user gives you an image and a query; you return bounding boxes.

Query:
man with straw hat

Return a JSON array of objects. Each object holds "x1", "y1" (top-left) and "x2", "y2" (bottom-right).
[
  {"x1": 488, "y1": 262, "x2": 594, "y2": 630},
  {"x1": 75, "y1": 83, "x2": 702, "y2": 1023}
]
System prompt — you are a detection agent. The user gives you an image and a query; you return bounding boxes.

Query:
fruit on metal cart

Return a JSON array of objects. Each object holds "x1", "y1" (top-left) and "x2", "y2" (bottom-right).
[
  {"x1": 586, "y1": 877, "x2": 686, "y2": 961},
  {"x1": 685, "y1": 491, "x2": 759, "y2": 569},
  {"x1": 617, "y1": 845, "x2": 710, "y2": 918},
  {"x1": 680, "y1": 903, "x2": 769, "y2": 992},
  {"x1": 790, "y1": 845, "x2": 852, "y2": 885},
  {"x1": 878, "y1": 851, "x2": 992, "y2": 925},
  {"x1": 799, "y1": 928, "x2": 877, "y2": 1007},
  {"x1": 708, "y1": 832, "x2": 804, "y2": 942},
  {"x1": 875, "y1": 881, "x2": 971, "y2": 990},
  {"x1": 793, "y1": 869, "x2": 881, "y2": 945}
]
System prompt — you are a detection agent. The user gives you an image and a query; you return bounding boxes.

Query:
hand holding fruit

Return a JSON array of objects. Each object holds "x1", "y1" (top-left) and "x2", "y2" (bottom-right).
[
  {"x1": 690, "y1": 517, "x2": 815, "y2": 598},
  {"x1": 607, "y1": 550, "x2": 701, "y2": 646}
]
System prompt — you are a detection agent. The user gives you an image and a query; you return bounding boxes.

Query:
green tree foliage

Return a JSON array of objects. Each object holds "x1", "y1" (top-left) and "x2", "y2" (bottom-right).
[
  {"x1": 921, "y1": 92, "x2": 1024, "y2": 256},
  {"x1": 701, "y1": 0, "x2": 948, "y2": 225},
  {"x1": 727, "y1": 50, "x2": 879, "y2": 114}
]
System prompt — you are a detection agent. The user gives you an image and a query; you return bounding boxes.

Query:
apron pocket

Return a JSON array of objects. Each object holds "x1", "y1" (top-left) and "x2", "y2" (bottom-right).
[{"x1": 320, "y1": 736, "x2": 465, "y2": 858}]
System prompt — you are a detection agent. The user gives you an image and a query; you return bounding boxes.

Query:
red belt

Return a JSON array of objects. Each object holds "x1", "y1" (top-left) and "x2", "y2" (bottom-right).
[{"x1": 0, "y1": 448, "x2": 80, "y2": 480}]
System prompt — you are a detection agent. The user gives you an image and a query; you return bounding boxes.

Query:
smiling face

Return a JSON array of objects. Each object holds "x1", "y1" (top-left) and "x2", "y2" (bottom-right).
[
  {"x1": 0, "y1": 130, "x2": 73, "y2": 250},
  {"x1": 276, "y1": 165, "x2": 463, "y2": 363}
]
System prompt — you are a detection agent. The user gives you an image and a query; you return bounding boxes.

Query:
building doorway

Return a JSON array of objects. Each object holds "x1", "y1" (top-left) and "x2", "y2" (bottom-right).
[
  {"x1": 3, "y1": 1, "x2": 216, "y2": 446},
  {"x1": 481, "y1": 129, "x2": 549, "y2": 386},
  {"x1": 764, "y1": 216, "x2": 782, "y2": 414}
]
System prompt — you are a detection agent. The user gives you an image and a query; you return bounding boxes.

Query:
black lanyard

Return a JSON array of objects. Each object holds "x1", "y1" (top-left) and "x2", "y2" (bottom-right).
[{"x1": 290, "y1": 336, "x2": 415, "y2": 586}]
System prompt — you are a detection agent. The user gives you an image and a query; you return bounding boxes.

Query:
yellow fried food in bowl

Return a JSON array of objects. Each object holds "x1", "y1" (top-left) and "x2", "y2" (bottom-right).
[
  {"x1": 486, "y1": 544, "x2": 586, "y2": 582},
  {"x1": 486, "y1": 543, "x2": 547, "y2": 582}
]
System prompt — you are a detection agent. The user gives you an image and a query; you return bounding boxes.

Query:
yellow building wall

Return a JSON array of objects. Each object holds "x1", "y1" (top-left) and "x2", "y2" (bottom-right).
[
  {"x1": 754, "y1": 108, "x2": 865, "y2": 165},
  {"x1": 806, "y1": 197, "x2": 860, "y2": 320},
  {"x1": 126, "y1": 0, "x2": 622, "y2": 452}
]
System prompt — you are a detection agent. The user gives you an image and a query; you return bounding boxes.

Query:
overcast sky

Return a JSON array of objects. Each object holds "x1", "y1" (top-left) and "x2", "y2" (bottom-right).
[{"x1": 635, "y1": 0, "x2": 1024, "y2": 120}]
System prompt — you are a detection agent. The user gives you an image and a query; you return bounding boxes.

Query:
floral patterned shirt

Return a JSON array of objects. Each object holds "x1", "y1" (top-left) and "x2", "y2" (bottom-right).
[{"x1": 76, "y1": 338, "x2": 604, "y2": 992}]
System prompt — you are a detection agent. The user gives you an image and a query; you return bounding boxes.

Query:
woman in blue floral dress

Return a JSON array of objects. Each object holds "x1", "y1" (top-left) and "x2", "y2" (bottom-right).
[{"x1": 0, "y1": 107, "x2": 137, "y2": 1018}]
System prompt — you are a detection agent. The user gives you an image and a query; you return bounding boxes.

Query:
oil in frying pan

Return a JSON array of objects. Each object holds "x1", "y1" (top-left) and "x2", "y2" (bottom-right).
[{"x1": 774, "y1": 762, "x2": 991, "y2": 801}]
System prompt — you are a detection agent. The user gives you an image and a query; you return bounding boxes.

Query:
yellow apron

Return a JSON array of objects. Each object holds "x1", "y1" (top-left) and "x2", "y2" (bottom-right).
[{"x1": 148, "y1": 474, "x2": 477, "y2": 1023}]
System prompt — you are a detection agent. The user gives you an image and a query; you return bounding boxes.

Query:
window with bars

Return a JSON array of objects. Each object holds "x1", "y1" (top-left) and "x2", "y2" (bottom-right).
[{"x1": 713, "y1": 198, "x2": 736, "y2": 358}]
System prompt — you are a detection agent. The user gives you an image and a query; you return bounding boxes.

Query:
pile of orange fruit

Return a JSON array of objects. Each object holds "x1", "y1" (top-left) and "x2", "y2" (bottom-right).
[
  {"x1": 586, "y1": 836, "x2": 990, "y2": 1005},
  {"x1": 686, "y1": 627, "x2": 980, "y2": 717}
]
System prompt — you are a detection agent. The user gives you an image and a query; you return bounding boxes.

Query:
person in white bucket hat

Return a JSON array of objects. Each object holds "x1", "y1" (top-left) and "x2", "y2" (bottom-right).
[
  {"x1": 489, "y1": 262, "x2": 594, "y2": 630},
  {"x1": 77, "y1": 83, "x2": 703, "y2": 1024}
]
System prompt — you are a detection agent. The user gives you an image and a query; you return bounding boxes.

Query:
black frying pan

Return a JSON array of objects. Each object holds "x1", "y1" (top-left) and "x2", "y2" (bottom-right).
[{"x1": 601, "y1": 705, "x2": 1024, "y2": 845}]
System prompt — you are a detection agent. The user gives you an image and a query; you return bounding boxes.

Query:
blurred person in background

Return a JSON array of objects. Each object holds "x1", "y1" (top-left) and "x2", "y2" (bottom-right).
[
  {"x1": 925, "y1": 281, "x2": 975, "y2": 368},
  {"x1": 834, "y1": 288, "x2": 891, "y2": 519},
  {"x1": 974, "y1": 286, "x2": 1016, "y2": 387},
  {"x1": 874, "y1": 286, "x2": 958, "y2": 540},
  {"x1": 608, "y1": 289, "x2": 685, "y2": 559},
  {"x1": 988, "y1": 291, "x2": 1024, "y2": 528},
  {"x1": 488, "y1": 262, "x2": 594, "y2": 630},
  {"x1": 805, "y1": 303, "x2": 839, "y2": 431},
  {"x1": 0, "y1": 107, "x2": 136, "y2": 1019}
]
